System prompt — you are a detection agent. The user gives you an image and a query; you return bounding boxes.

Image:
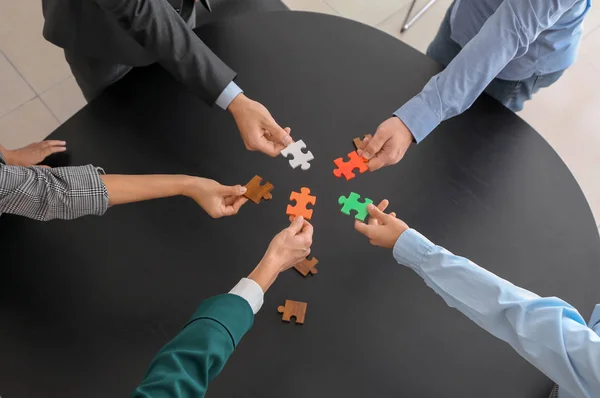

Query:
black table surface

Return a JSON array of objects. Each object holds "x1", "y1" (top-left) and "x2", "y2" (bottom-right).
[{"x1": 1, "y1": 11, "x2": 599, "y2": 398}]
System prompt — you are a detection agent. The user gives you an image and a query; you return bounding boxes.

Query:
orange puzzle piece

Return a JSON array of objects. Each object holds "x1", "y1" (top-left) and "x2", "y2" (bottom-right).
[
  {"x1": 333, "y1": 151, "x2": 369, "y2": 181},
  {"x1": 353, "y1": 134, "x2": 372, "y2": 151},
  {"x1": 244, "y1": 175, "x2": 274, "y2": 204},
  {"x1": 278, "y1": 300, "x2": 307, "y2": 324},
  {"x1": 286, "y1": 187, "x2": 316, "y2": 220},
  {"x1": 294, "y1": 256, "x2": 319, "y2": 276}
]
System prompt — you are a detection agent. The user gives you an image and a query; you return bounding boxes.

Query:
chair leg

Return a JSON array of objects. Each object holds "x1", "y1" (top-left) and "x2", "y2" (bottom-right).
[{"x1": 401, "y1": 0, "x2": 437, "y2": 33}]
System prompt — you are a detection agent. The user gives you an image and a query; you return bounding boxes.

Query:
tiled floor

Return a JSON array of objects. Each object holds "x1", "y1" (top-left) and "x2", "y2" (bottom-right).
[{"x1": 0, "y1": 0, "x2": 599, "y2": 226}]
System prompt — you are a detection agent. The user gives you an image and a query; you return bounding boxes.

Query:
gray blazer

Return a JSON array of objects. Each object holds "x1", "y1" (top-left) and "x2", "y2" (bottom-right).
[{"x1": 42, "y1": 0, "x2": 235, "y2": 104}]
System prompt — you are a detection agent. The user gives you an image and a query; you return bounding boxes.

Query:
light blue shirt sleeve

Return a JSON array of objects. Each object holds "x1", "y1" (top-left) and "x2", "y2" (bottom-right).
[
  {"x1": 394, "y1": 0, "x2": 579, "y2": 143},
  {"x1": 393, "y1": 229, "x2": 600, "y2": 398},
  {"x1": 215, "y1": 81, "x2": 243, "y2": 110}
]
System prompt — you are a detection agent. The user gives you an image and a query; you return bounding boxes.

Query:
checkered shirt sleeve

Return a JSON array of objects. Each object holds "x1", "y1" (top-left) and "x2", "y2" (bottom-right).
[{"x1": 0, "y1": 152, "x2": 109, "y2": 221}]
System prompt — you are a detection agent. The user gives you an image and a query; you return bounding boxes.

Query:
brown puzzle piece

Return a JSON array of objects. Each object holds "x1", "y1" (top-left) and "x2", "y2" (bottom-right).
[
  {"x1": 244, "y1": 175, "x2": 274, "y2": 204},
  {"x1": 294, "y1": 256, "x2": 319, "y2": 277},
  {"x1": 277, "y1": 300, "x2": 307, "y2": 324},
  {"x1": 353, "y1": 134, "x2": 373, "y2": 151}
]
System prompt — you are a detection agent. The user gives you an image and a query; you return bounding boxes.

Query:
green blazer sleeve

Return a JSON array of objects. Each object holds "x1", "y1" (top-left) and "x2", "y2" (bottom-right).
[{"x1": 132, "y1": 294, "x2": 254, "y2": 398}]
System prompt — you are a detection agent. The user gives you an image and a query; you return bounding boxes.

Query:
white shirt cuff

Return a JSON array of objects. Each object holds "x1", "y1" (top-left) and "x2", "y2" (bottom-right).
[
  {"x1": 215, "y1": 81, "x2": 243, "y2": 110},
  {"x1": 229, "y1": 278, "x2": 264, "y2": 314}
]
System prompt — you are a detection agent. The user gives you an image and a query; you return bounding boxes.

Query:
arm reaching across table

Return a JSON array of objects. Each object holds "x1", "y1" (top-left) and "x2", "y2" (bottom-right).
[
  {"x1": 91, "y1": 0, "x2": 292, "y2": 157},
  {"x1": 354, "y1": 202, "x2": 600, "y2": 398},
  {"x1": 360, "y1": 0, "x2": 580, "y2": 170},
  {"x1": 0, "y1": 144, "x2": 248, "y2": 221},
  {"x1": 132, "y1": 216, "x2": 314, "y2": 398}
]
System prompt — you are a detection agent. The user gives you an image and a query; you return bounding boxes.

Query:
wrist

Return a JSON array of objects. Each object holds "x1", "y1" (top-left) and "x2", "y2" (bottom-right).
[
  {"x1": 0, "y1": 146, "x2": 15, "y2": 165},
  {"x1": 180, "y1": 176, "x2": 201, "y2": 197},
  {"x1": 248, "y1": 258, "x2": 280, "y2": 293},
  {"x1": 227, "y1": 93, "x2": 248, "y2": 115}
]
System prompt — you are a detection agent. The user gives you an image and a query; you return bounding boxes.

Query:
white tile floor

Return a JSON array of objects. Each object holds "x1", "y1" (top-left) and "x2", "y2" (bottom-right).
[{"x1": 0, "y1": 0, "x2": 599, "y2": 225}]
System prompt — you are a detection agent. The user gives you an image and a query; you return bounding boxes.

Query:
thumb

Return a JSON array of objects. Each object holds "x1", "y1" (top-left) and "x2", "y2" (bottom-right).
[
  {"x1": 360, "y1": 131, "x2": 387, "y2": 160},
  {"x1": 222, "y1": 184, "x2": 246, "y2": 196},
  {"x1": 367, "y1": 204, "x2": 388, "y2": 224},
  {"x1": 287, "y1": 215, "x2": 305, "y2": 234},
  {"x1": 267, "y1": 119, "x2": 293, "y2": 146}
]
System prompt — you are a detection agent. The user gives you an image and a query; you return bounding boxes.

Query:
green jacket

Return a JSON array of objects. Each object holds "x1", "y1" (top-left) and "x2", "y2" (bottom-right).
[{"x1": 132, "y1": 294, "x2": 254, "y2": 397}]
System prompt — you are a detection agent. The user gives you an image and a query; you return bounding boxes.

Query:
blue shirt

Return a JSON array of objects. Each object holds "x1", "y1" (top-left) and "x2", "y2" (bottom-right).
[
  {"x1": 395, "y1": 0, "x2": 591, "y2": 143},
  {"x1": 393, "y1": 229, "x2": 600, "y2": 398}
]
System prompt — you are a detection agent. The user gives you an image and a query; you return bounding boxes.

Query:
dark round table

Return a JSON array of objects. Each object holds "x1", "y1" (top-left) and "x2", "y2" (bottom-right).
[{"x1": 1, "y1": 11, "x2": 599, "y2": 398}]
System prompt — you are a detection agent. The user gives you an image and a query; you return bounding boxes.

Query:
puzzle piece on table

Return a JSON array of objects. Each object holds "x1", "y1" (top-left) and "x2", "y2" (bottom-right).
[
  {"x1": 286, "y1": 187, "x2": 316, "y2": 220},
  {"x1": 338, "y1": 192, "x2": 373, "y2": 221},
  {"x1": 294, "y1": 256, "x2": 319, "y2": 277},
  {"x1": 333, "y1": 151, "x2": 368, "y2": 181},
  {"x1": 244, "y1": 175, "x2": 274, "y2": 204},
  {"x1": 281, "y1": 140, "x2": 314, "y2": 170},
  {"x1": 353, "y1": 134, "x2": 373, "y2": 151},
  {"x1": 278, "y1": 300, "x2": 307, "y2": 324}
]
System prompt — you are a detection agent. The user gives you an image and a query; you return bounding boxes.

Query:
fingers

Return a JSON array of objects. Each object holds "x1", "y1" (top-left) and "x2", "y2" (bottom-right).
[
  {"x1": 230, "y1": 196, "x2": 248, "y2": 212},
  {"x1": 41, "y1": 141, "x2": 67, "y2": 158},
  {"x1": 287, "y1": 215, "x2": 305, "y2": 234},
  {"x1": 366, "y1": 203, "x2": 389, "y2": 224},
  {"x1": 354, "y1": 219, "x2": 375, "y2": 238},
  {"x1": 367, "y1": 155, "x2": 387, "y2": 172},
  {"x1": 221, "y1": 184, "x2": 247, "y2": 197},
  {"x1": 369, "y1": 199, "x2": 390, "y2": 225},
  {"x1": 389, "y1": 212, "x2": 397, "y2": 218},
  {"x1": 359, "y1": 130, "x2": 388, "y2": 160},
  {"x1": 42, "y1": 140, "x2": 66, "y2": 148},
  {"x1": 299, "y1": 220, "x2": 313, "y2": 239},
  {"x1": 376, "y1": 199, "x2": 389, "y2": 212},
  {"x1": 266, "y1": 119, "x2": 293, "y2": 147}
]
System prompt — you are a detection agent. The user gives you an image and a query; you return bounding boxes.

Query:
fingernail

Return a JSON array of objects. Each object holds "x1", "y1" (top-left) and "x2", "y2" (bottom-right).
[
  {"x1": 297, "y1": 216, "x2": 304, "y2": 222},
  {"x1": 356, "y1": 149, "x2": 363, "y2": 156},
  {"x1": 60, "y1": 141, "x2": 67, "y2": 145},
  {"x1": 60, "y1": 147, "x2": 67, "y2": 151},
  {"x1": 283, "y1": 135, "x2": 293, "y2": 146},
  {"x1": 367, "y1": 204, "x2": 375, "y2": 210},
  {"x1": 239, "y1": 186, "x2": 247, "y2": 194},
  {"x1": 363, "y1": 151, "x2": 371, "y2": 159}
]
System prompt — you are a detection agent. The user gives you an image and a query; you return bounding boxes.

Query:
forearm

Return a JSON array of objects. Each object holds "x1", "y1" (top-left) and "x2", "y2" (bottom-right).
[
  {"x1": 101, "y1": 174, "x2": 193, "y2": 206},
  {"x1": 94, "y1": 0, "x2": 236, "y2": 104},
  {"x1": 132, "y1": 294, "x2": 254, "y2": 398},
  {"x1": 0, "y1": 163, "x2": 108, "y2": 221},
  {"x1": 393, "y1": 229, "x2": 600, "y2": 397},
  {"x1": 396, "y1": 0, "x2": 576, "y2": 142}
]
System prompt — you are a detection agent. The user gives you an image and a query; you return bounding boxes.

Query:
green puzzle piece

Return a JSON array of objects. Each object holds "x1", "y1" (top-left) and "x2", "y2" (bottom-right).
[{"x1": 338, "y1": 192, "x2": 373, "y2": 221}]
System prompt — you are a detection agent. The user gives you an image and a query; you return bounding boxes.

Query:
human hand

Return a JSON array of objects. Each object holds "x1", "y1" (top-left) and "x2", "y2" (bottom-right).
[
  {"x1": 249, "y1": 216, "x2": 314, "y2": 292},
  {"x1": 354, "y1": 200, "x2": 409, "y2": 249},
  {"x1": 183, "y1": 177, "x2": 248, "y2": 218},
  {"x1": 228, "y1": 94, "x2": 293, "y2": 157},
  {"x1": 1, "y1": 141, "x2": 67, "y2": 166},
  {"x1": 357, "y1": 117, "x2": 414, "y2": 171}
]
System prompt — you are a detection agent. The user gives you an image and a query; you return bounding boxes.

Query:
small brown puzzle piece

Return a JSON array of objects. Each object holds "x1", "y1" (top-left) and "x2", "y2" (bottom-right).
[
  {"x1": 244, "y1": 175, "x2": 274, "y2": 204},
  {"x1": 277, "y1": 300, "x2": 307, "y2": 324},
  {"x1": 294, "y1": 256, "x2": 319, "y2": 277},
  {"x1": 286, "y1": 187, "x2": 316, "y2": 220},
  {"x1": 353, "y1": 134, "x2": 373, "y2": 151}
]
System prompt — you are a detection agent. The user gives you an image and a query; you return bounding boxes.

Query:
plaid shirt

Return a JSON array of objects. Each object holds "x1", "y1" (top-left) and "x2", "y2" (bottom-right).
[{"x1": 0, "y1": 152, "x2": 109, "y2": 221}]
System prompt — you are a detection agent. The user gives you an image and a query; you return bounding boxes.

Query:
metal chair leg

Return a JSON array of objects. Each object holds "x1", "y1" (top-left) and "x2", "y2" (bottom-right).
[{"x1": 401, "y1": 0, "x2": 437, "y2": 33}]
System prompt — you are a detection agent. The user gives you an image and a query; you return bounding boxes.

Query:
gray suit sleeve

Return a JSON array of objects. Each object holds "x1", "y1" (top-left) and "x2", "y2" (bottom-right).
[{"x1": 94, "y1": 0, "x2": 236, "y2": 105}]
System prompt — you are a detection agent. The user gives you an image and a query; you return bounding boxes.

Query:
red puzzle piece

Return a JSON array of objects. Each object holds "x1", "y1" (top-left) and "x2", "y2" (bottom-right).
[
  {"x1": 286, "y1": 187, "x2": 316, "y2": 220},
  {"x1": 333, "y1": 151, "x2": 368, "y2": 180}
]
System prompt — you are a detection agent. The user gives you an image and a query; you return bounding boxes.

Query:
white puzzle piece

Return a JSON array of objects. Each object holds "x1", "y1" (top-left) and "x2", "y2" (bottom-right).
[{"x1": 280, "y1": 139, "x2": 314, "y2": 170}]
